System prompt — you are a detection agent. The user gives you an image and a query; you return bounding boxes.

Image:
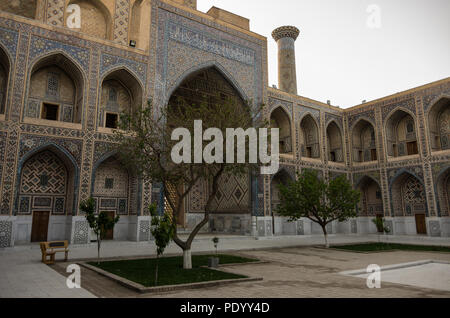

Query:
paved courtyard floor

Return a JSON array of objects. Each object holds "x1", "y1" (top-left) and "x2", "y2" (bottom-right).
[{"x1": 1, "y1": 234, "x2": 450, "y2": 298}]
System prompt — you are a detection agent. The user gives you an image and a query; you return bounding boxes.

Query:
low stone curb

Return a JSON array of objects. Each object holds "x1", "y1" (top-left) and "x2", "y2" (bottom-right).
[
  {"x1": 79, "y1": 262, "x2": 263, "y2": 294},
  {"x1": 339, "y1": 259, "x2": 450, "y2": 276},
  {"x1": 199, "y1": 260, "x2": 270, "y2": 269}
]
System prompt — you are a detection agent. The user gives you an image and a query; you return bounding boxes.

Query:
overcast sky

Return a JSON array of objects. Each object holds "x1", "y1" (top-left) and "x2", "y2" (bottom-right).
[{"x1": 197, "y1": 0, "x2": 450, "y2": 108}]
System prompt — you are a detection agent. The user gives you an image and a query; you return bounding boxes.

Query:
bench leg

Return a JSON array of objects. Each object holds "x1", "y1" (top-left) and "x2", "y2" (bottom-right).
[{"x1": 65, "y1": 251, "x2": 68, "y2": 262}]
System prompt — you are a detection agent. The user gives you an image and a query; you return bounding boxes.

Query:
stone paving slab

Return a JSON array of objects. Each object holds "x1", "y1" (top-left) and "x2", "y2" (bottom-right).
[{"x1": 1, "y1": 234, "x2": 450, "y2": 298}]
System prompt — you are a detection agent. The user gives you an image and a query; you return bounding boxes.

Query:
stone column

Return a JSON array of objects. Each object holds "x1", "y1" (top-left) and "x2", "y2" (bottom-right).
[{"x1": 272, "y1": 26, "x2": 300, "y2": 95}]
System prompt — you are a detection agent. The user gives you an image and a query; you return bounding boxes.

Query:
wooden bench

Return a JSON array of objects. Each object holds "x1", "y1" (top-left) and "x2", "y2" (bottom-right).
[{"x1": 40, "y1": 241, "x2": 69, "y2": 265}]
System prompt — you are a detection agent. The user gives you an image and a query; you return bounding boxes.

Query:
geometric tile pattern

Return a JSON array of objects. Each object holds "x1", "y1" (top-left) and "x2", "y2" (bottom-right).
[
  {"x1": 211, "y1": 173, "x2": 250, "y2": 213},
  {"x1": 139, "y1": 220, "x2": 150, "y2": 242},
  {"x1": 46, "y1": 0, "x2": 65, "y2": 27},
  {"x1": 20, "y1": 151, "x2": 67, "y2": 195},
  {"x1": 73, "y1": 220, "x2": 89, "y2": 245},
  {"x1": 0, "y1": 221, "x2": 12, "y2": 248},
  {"x1": 113, "y1": 0, "x2": 130, "y2": 45}
]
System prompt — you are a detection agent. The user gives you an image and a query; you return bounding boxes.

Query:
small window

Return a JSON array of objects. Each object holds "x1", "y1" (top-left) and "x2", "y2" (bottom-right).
[
  {"x1": 407, "y1": 141, "x2": 418, "y2": 155},
  {"x1": 105, "y1": 113, "x2": 118, "y2": 129},
  {"x1": 376, "y1": 191, "x2": 382, "y2": 199},
  {"x1": 371, "y1": 149, "x2": 377, "y2": 161},
  {"x1": 42, "y1": 103, "x2": 59, "y2": 121},
  {"x1": 40, "y1": 174, "x2": 49, "y2": 187},
  {"x1": 109, "y1": 87, "x2": 117, "y2": 102},
  {"x1": 306, "y1": 147, "x2": 312, "y2": 158},
  {"x1": 47, "y1": 73, "x2": 59, "y2": 96},
  {"x1": 407, "y1": 122, "x2": 414, "y2": 133},
  {"x1": 330, "y1": 151, "x2": 336, "y2": 162},
  {"x1": 105, "y1": 178, "x2": 114, "y2": 189}
]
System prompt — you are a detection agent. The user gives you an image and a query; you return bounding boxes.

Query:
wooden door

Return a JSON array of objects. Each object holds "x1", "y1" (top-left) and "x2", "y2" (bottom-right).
[
  {"x1": 31, "y1": 211, "x2": 50, "y2": 242},
  {"x1": 103, "y1": 211, "x2": 115, "y2": 240},
  {"x1": 415, "y1": 214, "x2": 427, "y2": 235},
  {"x1": 407, "y1": 142, "x2": 418, "y2": 155}
]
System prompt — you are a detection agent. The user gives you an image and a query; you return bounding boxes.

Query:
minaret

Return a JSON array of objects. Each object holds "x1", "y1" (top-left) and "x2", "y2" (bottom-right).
[{"x1": 272, "y1": 26, "x2": 300, "y2": 95}]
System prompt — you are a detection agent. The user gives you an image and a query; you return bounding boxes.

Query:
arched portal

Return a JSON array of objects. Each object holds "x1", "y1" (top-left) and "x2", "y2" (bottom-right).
[
  {"x1": 352, "y1": 119, "x2": 377, "y2": 162},
  {"x1": 271, "y1": 169, "x2": 293, "y2": 213},
  {"x1": 27, "y1": 53, "x2": 84, "y2": 123},
  {"x1": 99, "y1": 69, "x2": 142, "y2": 129},
  {"x1": 92, "y1": 155, "x2": 139, "y2": 224},
  {"x1": 0, "y1": 46, "x2": 10, "y2": 114},
  {"x1": 391, "y1": 172, "x2": 428, "y2": 234},
  {"x1": 66, "y1": 0, "x2": 112, "y2": 40},
  {"x1": 436, "y1": 168, "x2": 450, "y2": 216},
  {"x1": 270, "y1": 107, "x2": 292, "y2": 154},
  {"x1": 167, "y1": 67, "x2": 251, "y2": 226},
  {"x1": 326, "y1": 121, "x2": 343, "y2": 162},
  {"x1": 386, "y1": 110, "x2": 418, "y2": 157},
  {"x1": 300, "y1": 114, "x2": 320, "y2": 159},
  {"x1": 18, "y1": 148, "x2": 76, "y2": 242},
  {"x1": 428, "y1": 97, "x2": 450, "y2": 151},
  {"x1": 356, "y1": 176, "x2": 383, "y2": 217}
]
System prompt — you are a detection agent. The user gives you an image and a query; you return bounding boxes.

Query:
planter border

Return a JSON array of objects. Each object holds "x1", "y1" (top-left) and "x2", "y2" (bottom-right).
[
  {"x1": 79, "y1": 262, "x2": 263, "y2": 294},
  {"x1": 320, "y1": 242, "x2": 450, "y2": 254}
]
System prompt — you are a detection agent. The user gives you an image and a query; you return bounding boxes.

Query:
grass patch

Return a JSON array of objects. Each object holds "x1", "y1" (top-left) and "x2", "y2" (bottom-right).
[
  {"x1": 333, "y1": 243, "x2": 450, "y2": 253},
  {"x1": 88, "y1": 254, "x2": 258, "y2": 287}
]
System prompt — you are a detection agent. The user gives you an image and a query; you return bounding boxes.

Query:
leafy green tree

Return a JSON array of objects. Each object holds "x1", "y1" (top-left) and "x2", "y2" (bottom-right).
[
  {"x1": 115, "y1": 97, "x2": 265, "y2": 269},
  {"x1": 80, "y1": 198, "x2": 120, "y2": 264},
  {"x1": 276, "y1": 170, "x2": 361, "y2": 248},
  {"x1": 372, "y1": 217, "x2": 391, "y2": 243},
  {"x1": 149, "y1": 203, "x2": 175, "y2": 286}
]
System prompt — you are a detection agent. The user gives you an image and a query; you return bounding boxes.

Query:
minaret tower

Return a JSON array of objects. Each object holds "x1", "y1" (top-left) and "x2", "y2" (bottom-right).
[{"x1": 272, "y1": 26, "x2": 300, "y2": 95}]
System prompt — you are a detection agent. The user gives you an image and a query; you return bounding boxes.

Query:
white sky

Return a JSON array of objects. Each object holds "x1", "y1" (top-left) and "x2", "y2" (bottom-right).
[{"x1": 197, "y1": 0, "x2": 450, "y2": 108}]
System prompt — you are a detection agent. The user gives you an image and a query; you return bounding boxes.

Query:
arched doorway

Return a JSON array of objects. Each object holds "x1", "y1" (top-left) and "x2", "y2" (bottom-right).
[
  {"x1": 391, "y1": 172, "x2": 428, "y2": 234},
  {"x1": 300, "y1": 114, "x2": 320, "y2": 159},
  {"x1": 92, "y1": 155, "x2": 139, "y2": 239},
  {"x1": 270, "y1": 107, "x2": 292, "y2": 154},
  {"x1": 167, "y1": 67, "x2": 251, "y2": 230},
  {"x1": 326, "y1": 121, "x2": 343, "y2": 162},
  {"x1": 352, "y1": 119, "x2": 377, "y2": 162},
  {"x1": 386, "y1": 110, "x2": 418, "y2": 158},
  {"x1": 18, "y1": 148, "x2": 76, "y2": 242},
  {"x1": 271, "y1": 169, "x2": 294, "y2": 235},
  {"x1": 356, "y1": 176, "x2": 383, "y2": 218},
  {"x1": 99, "y1": 68, "x2": 142, "y2": 129},
  {"x1": 27, "y1": 53, "x2": 84, "y2": 123},
  {"x1": 428, "y1": 97, "x2": 450, "y2": 151},
  {"x1": 271, "y1": 169, "x2": 293, "y2": 212},
  {"x1": 436, "y1": 168, "x2": 450, "y2": 216}
]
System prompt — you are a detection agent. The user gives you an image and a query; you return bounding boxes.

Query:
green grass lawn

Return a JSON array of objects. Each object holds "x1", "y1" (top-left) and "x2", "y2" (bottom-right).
[
  {"x1": 333, "y1": 243, "x2": 450, "y2": 253},
  {"x1": 89, "y1": 254, "x2": 259, "y2": 287}
]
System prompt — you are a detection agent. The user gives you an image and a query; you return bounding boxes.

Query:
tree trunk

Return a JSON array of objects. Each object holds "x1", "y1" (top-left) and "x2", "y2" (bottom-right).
[
  {"x1": 183, "y1": 249, "x2": 192, "y2": 269},
  {"x1": 155, "y1": 255, "x2": 159, "y2": 286},
  {"x1": 97, "y1": 234, "x2": 101, "y2": 264},
  {"x1": 321, "y1": 225, "x2": 329, "y2": 248}
]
